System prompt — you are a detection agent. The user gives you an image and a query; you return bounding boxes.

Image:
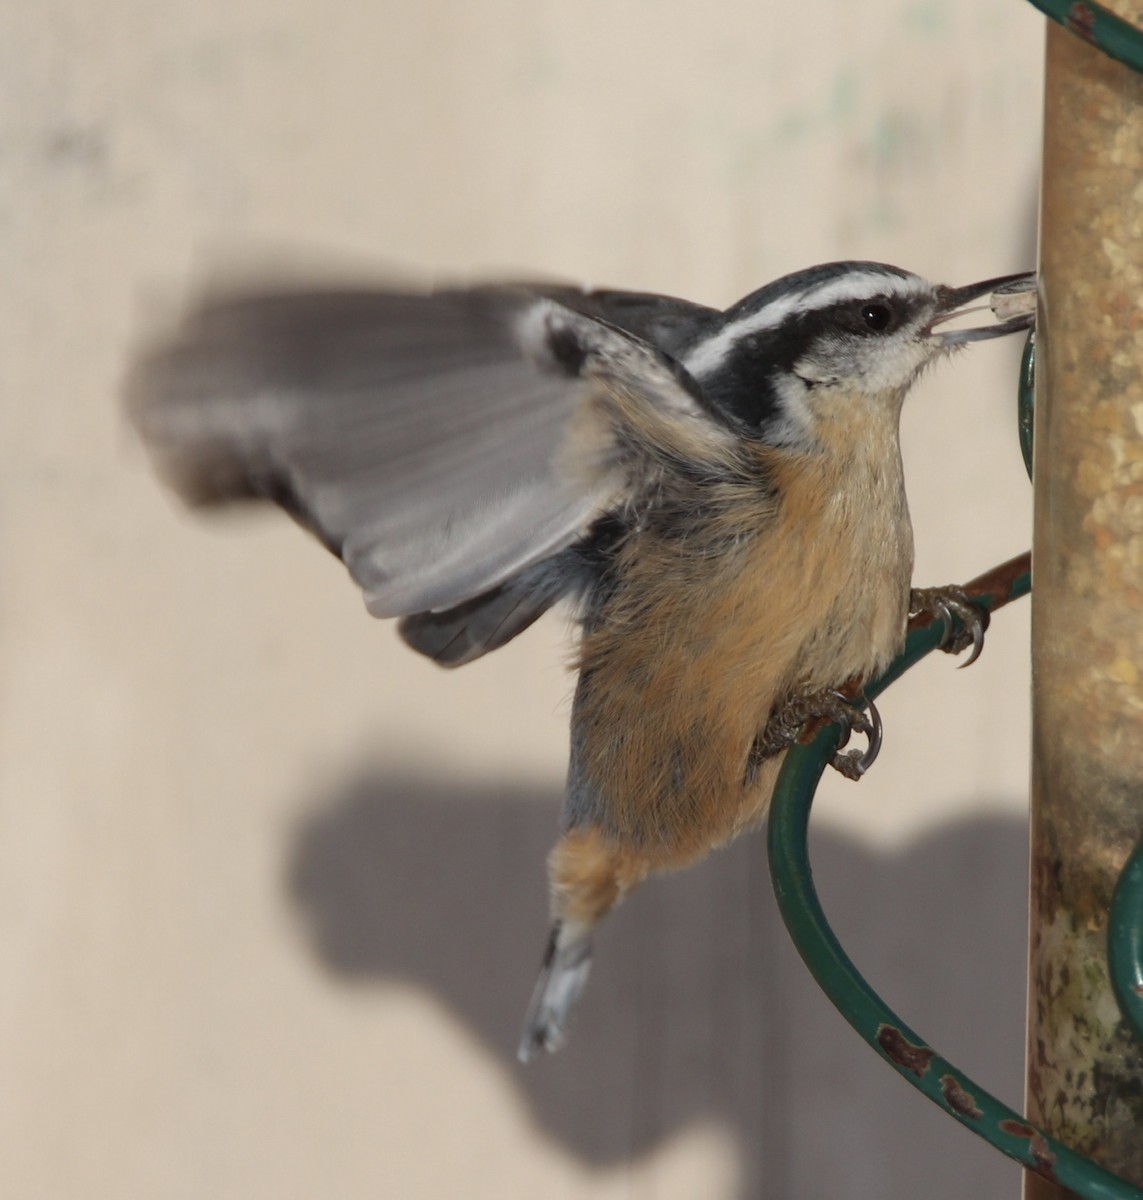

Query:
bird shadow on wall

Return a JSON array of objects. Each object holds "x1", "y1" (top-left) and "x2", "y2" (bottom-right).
[{"x1": 287, "y1": 773, "x2": 1028, "y2": 1200}]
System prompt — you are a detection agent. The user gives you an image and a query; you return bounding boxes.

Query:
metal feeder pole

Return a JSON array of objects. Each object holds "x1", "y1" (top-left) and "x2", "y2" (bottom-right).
[{"x1": 1029, "y1": 5, "x2": 1143, "y2": 1195}]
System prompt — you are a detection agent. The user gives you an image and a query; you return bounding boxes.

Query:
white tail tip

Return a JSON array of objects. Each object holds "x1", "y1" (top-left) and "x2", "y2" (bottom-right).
[{"x1": 517, "y1": 920, "x2": 593, "y2": 1062}]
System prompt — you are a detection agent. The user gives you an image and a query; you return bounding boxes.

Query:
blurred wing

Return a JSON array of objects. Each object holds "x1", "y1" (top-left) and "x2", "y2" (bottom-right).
[{"x1": 128, "y1": 284, "x2": 716, "y2": 618}]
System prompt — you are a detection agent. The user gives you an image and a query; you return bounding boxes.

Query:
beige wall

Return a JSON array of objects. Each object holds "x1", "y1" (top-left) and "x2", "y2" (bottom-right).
[{"x1": 3, "y1": 3, "x2": 1044, "y2": 1196}]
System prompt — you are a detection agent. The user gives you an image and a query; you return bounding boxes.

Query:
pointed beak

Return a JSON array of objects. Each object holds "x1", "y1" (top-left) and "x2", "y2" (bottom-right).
[{"x1": 927, "y1": 271, "x2": 1036, "y2": 345}]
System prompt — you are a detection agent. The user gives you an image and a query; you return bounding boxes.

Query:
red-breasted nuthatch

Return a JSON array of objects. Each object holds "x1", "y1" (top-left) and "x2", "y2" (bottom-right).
[{"x1": 127, "y1": 261, "x2": 1036, "y2": 1060}]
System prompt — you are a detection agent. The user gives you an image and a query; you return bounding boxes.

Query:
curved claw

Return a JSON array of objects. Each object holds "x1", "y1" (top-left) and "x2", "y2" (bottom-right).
[
  {"x1": 931, "y1": 599, "x2": 956, "y2": 649},
  {"x1": 753, "y1": 687, "x2": 884, "y2": 782},
  {"x1": 911, "y1": 585, "x2": 989, "y2": 668},
  {"x1": 958, "y1": 613, "x2": 986, "y2": 669},
  {"x1": 856, "y1": 692, "x2": 883, "y2": 773},
  {"x1": 828, "y1": 691, "x2": 882, "y2": 779}
]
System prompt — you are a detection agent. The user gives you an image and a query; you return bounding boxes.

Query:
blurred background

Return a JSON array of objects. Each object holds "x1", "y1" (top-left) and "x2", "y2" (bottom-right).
[{"x1": 2, "y1": 2, "x2": 1046, "y2": 1196}]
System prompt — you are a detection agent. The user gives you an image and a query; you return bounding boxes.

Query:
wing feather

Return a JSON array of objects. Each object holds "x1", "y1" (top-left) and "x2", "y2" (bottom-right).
[{"x1": 128, "y1": 282, "x2": 724, "y2": 618}]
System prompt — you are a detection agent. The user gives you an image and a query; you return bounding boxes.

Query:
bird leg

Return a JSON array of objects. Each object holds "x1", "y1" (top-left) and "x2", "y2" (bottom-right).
[
  {"x1": 909, "y1": 585, "x2": 990, "y2": 667},
  {"x1": 751, "y1": 688, "x2": 882, "y2": 782}
]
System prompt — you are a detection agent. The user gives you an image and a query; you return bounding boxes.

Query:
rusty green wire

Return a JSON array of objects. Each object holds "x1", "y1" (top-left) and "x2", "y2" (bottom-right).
[
  {"x1": 1025, "y1": 0, "x2": 1143, "y2": 74},
  {"x1": 766, "y1": 6, "x2": 1143, "y2": 1195},
  {"x1": 1109, "y1": 840, "x2": 1143, "y2": 1047},
  {"x1": 769, "y1": 555, "x2": 1139, "y2": 1199}
]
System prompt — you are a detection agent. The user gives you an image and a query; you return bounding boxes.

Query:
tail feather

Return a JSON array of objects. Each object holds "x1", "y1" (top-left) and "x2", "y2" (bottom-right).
[{"x1": 517, "y1": 920, "x2": 593, "y2": 1062}]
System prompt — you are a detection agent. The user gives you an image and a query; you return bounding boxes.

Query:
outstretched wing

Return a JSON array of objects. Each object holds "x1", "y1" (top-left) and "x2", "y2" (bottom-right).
[{"x1": 128, "y1": 282, "x2": 723, "y2": 620}]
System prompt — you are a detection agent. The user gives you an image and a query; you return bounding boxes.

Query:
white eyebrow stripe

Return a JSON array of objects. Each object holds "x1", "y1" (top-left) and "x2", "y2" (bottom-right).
[{"x1": 683, "y1": 270, "x2": 930, "y2": 379}]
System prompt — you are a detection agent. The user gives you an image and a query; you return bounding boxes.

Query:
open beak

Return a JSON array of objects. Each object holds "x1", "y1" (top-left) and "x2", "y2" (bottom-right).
[{"x1": 927, "y1": 272, "x2": 1036, "y2": 345}]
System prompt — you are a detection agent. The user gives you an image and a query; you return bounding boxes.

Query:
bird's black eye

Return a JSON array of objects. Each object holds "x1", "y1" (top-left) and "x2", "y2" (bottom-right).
[{"x1": 861, "y1": 302, "x2": 893, "y2": 331}]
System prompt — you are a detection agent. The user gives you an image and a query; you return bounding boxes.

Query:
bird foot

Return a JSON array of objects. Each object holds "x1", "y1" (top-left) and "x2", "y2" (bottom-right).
[
  {"x1": 752, "y1": 688, "x2": 882, "y2": 781},
  {"x1": 910, "y1": 585, "x2": 990, "y2": 667}
]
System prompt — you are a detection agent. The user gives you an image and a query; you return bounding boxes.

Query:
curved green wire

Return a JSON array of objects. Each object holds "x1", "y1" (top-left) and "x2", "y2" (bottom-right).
[
  {"x1": 1018, "y1": 331, "x2": 1036, "y2": 481},
  {"x1": 769, "y1": 729, "x2": 1142, "y2": 1198},
  {"x1": 1025, "y1": 0, "x2": 1143, "y2": 74},
  {"x1": 768, "y1": 559, "x2": 1141, "y2": 1198},
  {"x1": 767, "y1": 339, "x2": 1143, "y2": 1191},
  {"x1": 1109, "y1": 840, "x2": 1143, "y2": 1042},
  {"x1": 766, "y1": 6, "x2": 1143, "y2": 1188}
]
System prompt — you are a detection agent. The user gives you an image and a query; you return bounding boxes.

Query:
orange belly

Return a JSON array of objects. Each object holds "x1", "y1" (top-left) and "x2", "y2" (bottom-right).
[{"x1": 566, "y1": 436, "x2": 913, "y2": 887}]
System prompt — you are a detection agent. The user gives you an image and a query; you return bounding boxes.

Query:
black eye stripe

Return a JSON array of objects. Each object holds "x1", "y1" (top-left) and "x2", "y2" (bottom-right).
[
  {"x1": 783, "y1": 295, "x2": 917, "y2": 338},
  {"x1": 747, "y1": 296, "x2": 908, "y2": 352},
  {"x1": 694, "y1": 288, "x2": 925, "y2": 433}
]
